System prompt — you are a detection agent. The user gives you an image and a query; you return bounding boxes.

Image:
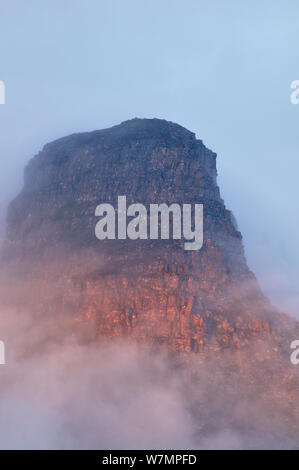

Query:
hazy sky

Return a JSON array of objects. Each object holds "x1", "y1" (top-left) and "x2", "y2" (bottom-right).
[{"x1": 0, "y1": 0, "x2": 298, "y2": 317}]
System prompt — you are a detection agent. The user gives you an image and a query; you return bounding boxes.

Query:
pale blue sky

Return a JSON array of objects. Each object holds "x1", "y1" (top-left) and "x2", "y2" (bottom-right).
[{"x1": 0, "y1": 0, "x2": 298, "y2": 316}]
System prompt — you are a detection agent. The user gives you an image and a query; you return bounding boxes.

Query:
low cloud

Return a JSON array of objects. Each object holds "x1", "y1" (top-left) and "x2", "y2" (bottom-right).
[{"x1": 0, "y1": 303, "x2": 298, "y2": 450}]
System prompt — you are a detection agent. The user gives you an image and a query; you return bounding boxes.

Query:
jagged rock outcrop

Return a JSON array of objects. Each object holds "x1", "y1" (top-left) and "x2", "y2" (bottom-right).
[
  {"x1": 3, "y1": 118, "x2": 297, "y2": 353},
  {"x1": 2, "y1": 118, "x2": 299, "y2": 446}
]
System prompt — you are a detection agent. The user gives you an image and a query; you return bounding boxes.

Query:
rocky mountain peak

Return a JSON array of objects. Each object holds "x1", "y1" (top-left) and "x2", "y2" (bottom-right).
[{"x1": 2, "y1": 118, "x2": 299, "y2": 445}]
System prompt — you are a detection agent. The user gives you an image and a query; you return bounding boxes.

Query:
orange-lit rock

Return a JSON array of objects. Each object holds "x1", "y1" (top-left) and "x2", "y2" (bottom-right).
[{"x1": 1, "y1": 119, "x2": 299, "y2": 438}]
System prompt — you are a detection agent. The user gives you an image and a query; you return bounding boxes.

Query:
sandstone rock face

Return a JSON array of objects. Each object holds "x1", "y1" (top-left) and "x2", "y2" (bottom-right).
[
  {"x1": 2, "y1": 118, "x2": 299, "y2": 446},
  {"x1": 3, "y1": 118, "x2": 298, "y2": 354}
]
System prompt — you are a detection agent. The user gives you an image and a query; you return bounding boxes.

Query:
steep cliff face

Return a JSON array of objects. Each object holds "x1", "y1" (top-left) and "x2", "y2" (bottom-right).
[
  {"x1": 2, "y1": 118, "x2": 298, "y2": 354},
  {"x1": 2, "y1": 118, "x2": 299, "y2": 445}
]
